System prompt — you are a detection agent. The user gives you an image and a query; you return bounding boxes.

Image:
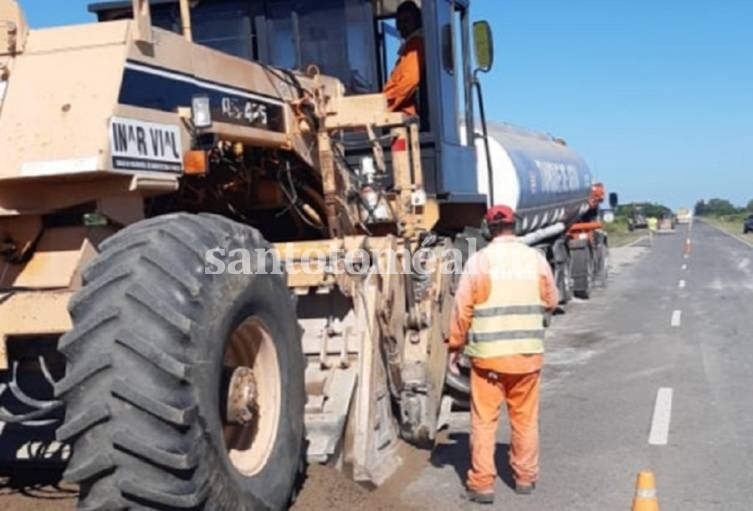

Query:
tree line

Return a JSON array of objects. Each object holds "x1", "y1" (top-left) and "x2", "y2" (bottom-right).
[
  {"x1": 615, "y1": 202, "x2": 673, "y2": 219},
  {"x1": 694, "y1": 199, "x2": 753, "y2": 217}
]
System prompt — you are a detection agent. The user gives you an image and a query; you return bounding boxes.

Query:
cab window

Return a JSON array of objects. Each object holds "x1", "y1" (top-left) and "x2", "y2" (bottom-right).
[
  {"x1": 265, "y1": 0, "x2": 378, "y2": 94},
  {"x1": 147, "y1": 1, "x2": 257, "y2": 60}
]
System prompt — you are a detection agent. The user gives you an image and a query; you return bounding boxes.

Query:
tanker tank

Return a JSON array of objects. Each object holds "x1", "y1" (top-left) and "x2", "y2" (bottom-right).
[{"x1": 475, "y1": 122, "x2": 595, "y2": 236}]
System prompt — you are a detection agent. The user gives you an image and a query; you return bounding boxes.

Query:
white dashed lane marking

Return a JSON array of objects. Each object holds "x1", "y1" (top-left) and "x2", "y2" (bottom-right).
[
  {"x1": 671, "y1": 310, "x2": 682, "y2": 327},
  {"x1": 649, "y1": 388, "x2": 674, "y2": 446},
  {"x1": 678, "y1": 280, "x2": 686, "y2": 289},
  {"x1": 681, "y1": 264, "x2": 687, "y2": 270}
]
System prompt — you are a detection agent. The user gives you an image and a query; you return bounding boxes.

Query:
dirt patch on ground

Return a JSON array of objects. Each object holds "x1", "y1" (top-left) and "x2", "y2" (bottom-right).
[
  {"x1": 0, "y1": 470, "x2": 76, "y2": 511},
  {"x1": 292, "y1": 442, "x2": 429, "y2": 511},
  {"x1": 0, "y1": 441, "x2": 432, "y2": 511}
]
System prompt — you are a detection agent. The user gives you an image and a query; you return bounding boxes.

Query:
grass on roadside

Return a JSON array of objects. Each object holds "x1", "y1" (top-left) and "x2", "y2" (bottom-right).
[
  {"x1": 699, "y1": 214, "x2": 753, "y2": 244},
  {"x1": 603, "y1": 218, "x2": 646, "y2": 248}
]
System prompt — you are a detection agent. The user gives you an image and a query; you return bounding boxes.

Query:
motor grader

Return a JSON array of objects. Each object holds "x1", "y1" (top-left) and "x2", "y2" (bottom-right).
[{"x1": 0, "y1": 0, "x2": 497, "y2": 509}]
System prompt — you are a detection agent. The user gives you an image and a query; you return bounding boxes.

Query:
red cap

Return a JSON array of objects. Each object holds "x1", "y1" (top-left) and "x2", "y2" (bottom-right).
[{"x1": 485, "y1": 205, "x2": 517, "y2": 225}]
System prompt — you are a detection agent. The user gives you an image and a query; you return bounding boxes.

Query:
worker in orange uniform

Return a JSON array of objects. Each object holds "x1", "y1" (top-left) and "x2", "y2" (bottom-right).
[
  {"x1": 449, "y1": 205, "x2": 559, "y2": 505},
  {"x1": 383, "y1": 1, "x2": 424, "y2": 116}
]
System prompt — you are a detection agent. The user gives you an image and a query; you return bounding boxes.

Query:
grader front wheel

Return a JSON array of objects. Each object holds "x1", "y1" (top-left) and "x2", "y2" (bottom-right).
[{"x1": 55, "y1": 214, "x2": 305, "y2": 511}]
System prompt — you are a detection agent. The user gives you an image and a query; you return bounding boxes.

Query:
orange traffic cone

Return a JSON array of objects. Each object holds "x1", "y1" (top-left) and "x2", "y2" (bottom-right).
[{"x1": 631, "y1": 471, "x2": 660, "y2": 511}]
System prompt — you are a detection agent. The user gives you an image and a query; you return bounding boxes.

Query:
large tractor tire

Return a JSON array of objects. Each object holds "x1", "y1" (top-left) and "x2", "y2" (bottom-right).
[{"x1": 55, "y1": 213, "x2": 305, "y2": 511}]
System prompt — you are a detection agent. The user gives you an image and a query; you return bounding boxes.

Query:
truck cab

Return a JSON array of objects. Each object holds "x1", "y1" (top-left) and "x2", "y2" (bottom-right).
[{"x1": 90, "y1": 0, "x2": 487, "y2": 211}]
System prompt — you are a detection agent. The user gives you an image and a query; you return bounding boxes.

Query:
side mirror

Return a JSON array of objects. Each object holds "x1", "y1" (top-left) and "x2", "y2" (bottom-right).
[
  {"x1": 609, "y1": 192, "x2": 619, "y2": 209},
  {"x1": 472, "y1": 21, "x2": 494, "y2": 73}
]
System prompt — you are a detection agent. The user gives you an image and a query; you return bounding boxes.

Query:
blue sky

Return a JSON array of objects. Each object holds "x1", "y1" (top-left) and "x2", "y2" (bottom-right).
[
  {"x1": 471, "y1": 0, "x2": 753, "y2": 209},
  {"x1": 21, "y1": 0, "x2": 753, "y2": 209}
]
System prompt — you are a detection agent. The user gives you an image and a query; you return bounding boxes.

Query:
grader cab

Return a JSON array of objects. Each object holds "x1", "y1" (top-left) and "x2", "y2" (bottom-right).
[{"x1": 0, "y1": 0, "x2": 495, "y2": 509}]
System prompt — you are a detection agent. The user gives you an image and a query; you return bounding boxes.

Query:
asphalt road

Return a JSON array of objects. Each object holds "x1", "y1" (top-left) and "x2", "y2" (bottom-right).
[
  {"x1": 403, "y1": 220, "x2": 753, "y2": 510},
  {"x1": 2, "y1": 220, "x2": 751, "y2": 510}
]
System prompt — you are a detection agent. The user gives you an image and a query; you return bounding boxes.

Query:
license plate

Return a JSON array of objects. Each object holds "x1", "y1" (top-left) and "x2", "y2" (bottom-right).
[{"x1": 109, "y1": 117, "x2": 183, "y2": 173}]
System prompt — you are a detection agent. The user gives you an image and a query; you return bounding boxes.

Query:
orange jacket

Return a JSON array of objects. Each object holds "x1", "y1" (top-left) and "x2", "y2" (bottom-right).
[
  {"x1": 384, "y1": 34, "x2": 424, "y2": 116},
  {"x1": 449, "y1": 237, "x2": 559, "y2": 374}
]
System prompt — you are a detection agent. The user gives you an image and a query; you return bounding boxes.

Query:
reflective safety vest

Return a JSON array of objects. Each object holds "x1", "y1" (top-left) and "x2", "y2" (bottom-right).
[{"x1": 465, "y1": 241, "x2": 545, "y2": 359}]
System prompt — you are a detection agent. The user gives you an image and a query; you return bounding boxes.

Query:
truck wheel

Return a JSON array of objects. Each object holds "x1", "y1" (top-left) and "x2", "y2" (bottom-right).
[
  {"x1": 554, "y1": 259, "x2": 573, "y2": 305},
  {"x1": 593, "y1": 240, "x2": 609, "y2": 288},
  {"x1": 56, "y1": 213, "x2": 305, "y2": 511},
  {"x1": 572, "y1": 248, "x2": 594, "y2": 299}
]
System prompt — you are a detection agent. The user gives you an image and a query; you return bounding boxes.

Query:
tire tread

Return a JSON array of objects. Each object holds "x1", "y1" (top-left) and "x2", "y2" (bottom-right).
[
  {"x1": 111, "y1": 379, "x2": 197, "y2": 427},
  {"x1": 118, "y1": 478, "x2": 208, "y2": 509},
  {"x1": 112, "y1": 429, "x2": 198, "y2": 470},
  {"x1": 125, "y1": 283, "x2": 193, "y2": 337},
  {"x1": 63, "y1": 452, "x2": 115, "y2": 483},
  {"x1": 58, "y1": 308, "x2": 119, "y2": 354},
  {"x1": 54, "y1": 353, "x2": 112, "y2": 395},
  {"x1": 56, "y1": 402, "x2": 111, "y2": 442},
  {"x1": 115, "y1": 330, "x2": 192, "y2": 382}
]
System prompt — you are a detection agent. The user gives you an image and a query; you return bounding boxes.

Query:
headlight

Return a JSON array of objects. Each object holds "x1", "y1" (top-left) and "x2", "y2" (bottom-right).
[{"x1": 191, "y1": 94, "x2": 212, "y2": 129}]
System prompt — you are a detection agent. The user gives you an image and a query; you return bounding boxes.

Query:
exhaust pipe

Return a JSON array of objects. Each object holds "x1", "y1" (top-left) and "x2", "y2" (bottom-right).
[
  {"x1": 179, "y1": 0, "x2": 193, "y2": 42},
  {"x1": 131, "y1": 0, "x2": 193, "y2": 44},
  {"x1": 130, "y1": 0, "x2": 153, "y2": 44}
]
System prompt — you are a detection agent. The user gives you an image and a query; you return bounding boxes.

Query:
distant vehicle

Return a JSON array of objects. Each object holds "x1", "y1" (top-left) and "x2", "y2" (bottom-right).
[
  {"x1": 628, "y1": 208, "x2": 649, "y2": 231},
  {"x1": 676, "y1": 208, "x2": 693, "y2": 224},
  {"x1": 657, "y1": 213, "x2": 676, "y2": 233},
  {"x1": 744, "y1": 215, "x2": 753, "y2": 234}
]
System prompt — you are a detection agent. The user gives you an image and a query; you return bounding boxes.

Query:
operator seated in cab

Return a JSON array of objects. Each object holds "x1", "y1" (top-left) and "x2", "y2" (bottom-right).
[{"x1": 384, "y1": 1, "x2": 426, "y2": 119}]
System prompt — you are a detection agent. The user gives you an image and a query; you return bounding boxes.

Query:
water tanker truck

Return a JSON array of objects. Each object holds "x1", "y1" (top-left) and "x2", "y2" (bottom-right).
[
  {"x1": 0, "y1": 1, "x2": 607, "y2": 509},
  {"x1": 445, "y1": 123, "x2": 608, "y2": 397},
  {"x1": 476, "y1": 122, "x2": 608, "y2": 300}
]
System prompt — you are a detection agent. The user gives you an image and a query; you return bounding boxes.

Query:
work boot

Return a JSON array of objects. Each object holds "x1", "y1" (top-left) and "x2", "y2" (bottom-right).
[
  {"x1": 515, "y1": 481, "x2": 536, "y2": 495},
  {"x1": 462, "y1": 489, "x2": 495, "y2": 505}
]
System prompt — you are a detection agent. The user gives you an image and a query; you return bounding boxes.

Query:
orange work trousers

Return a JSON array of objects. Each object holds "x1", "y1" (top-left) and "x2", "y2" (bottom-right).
[{"x1": 466, "y1": 367, "x2": 541, "y2": 492}]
